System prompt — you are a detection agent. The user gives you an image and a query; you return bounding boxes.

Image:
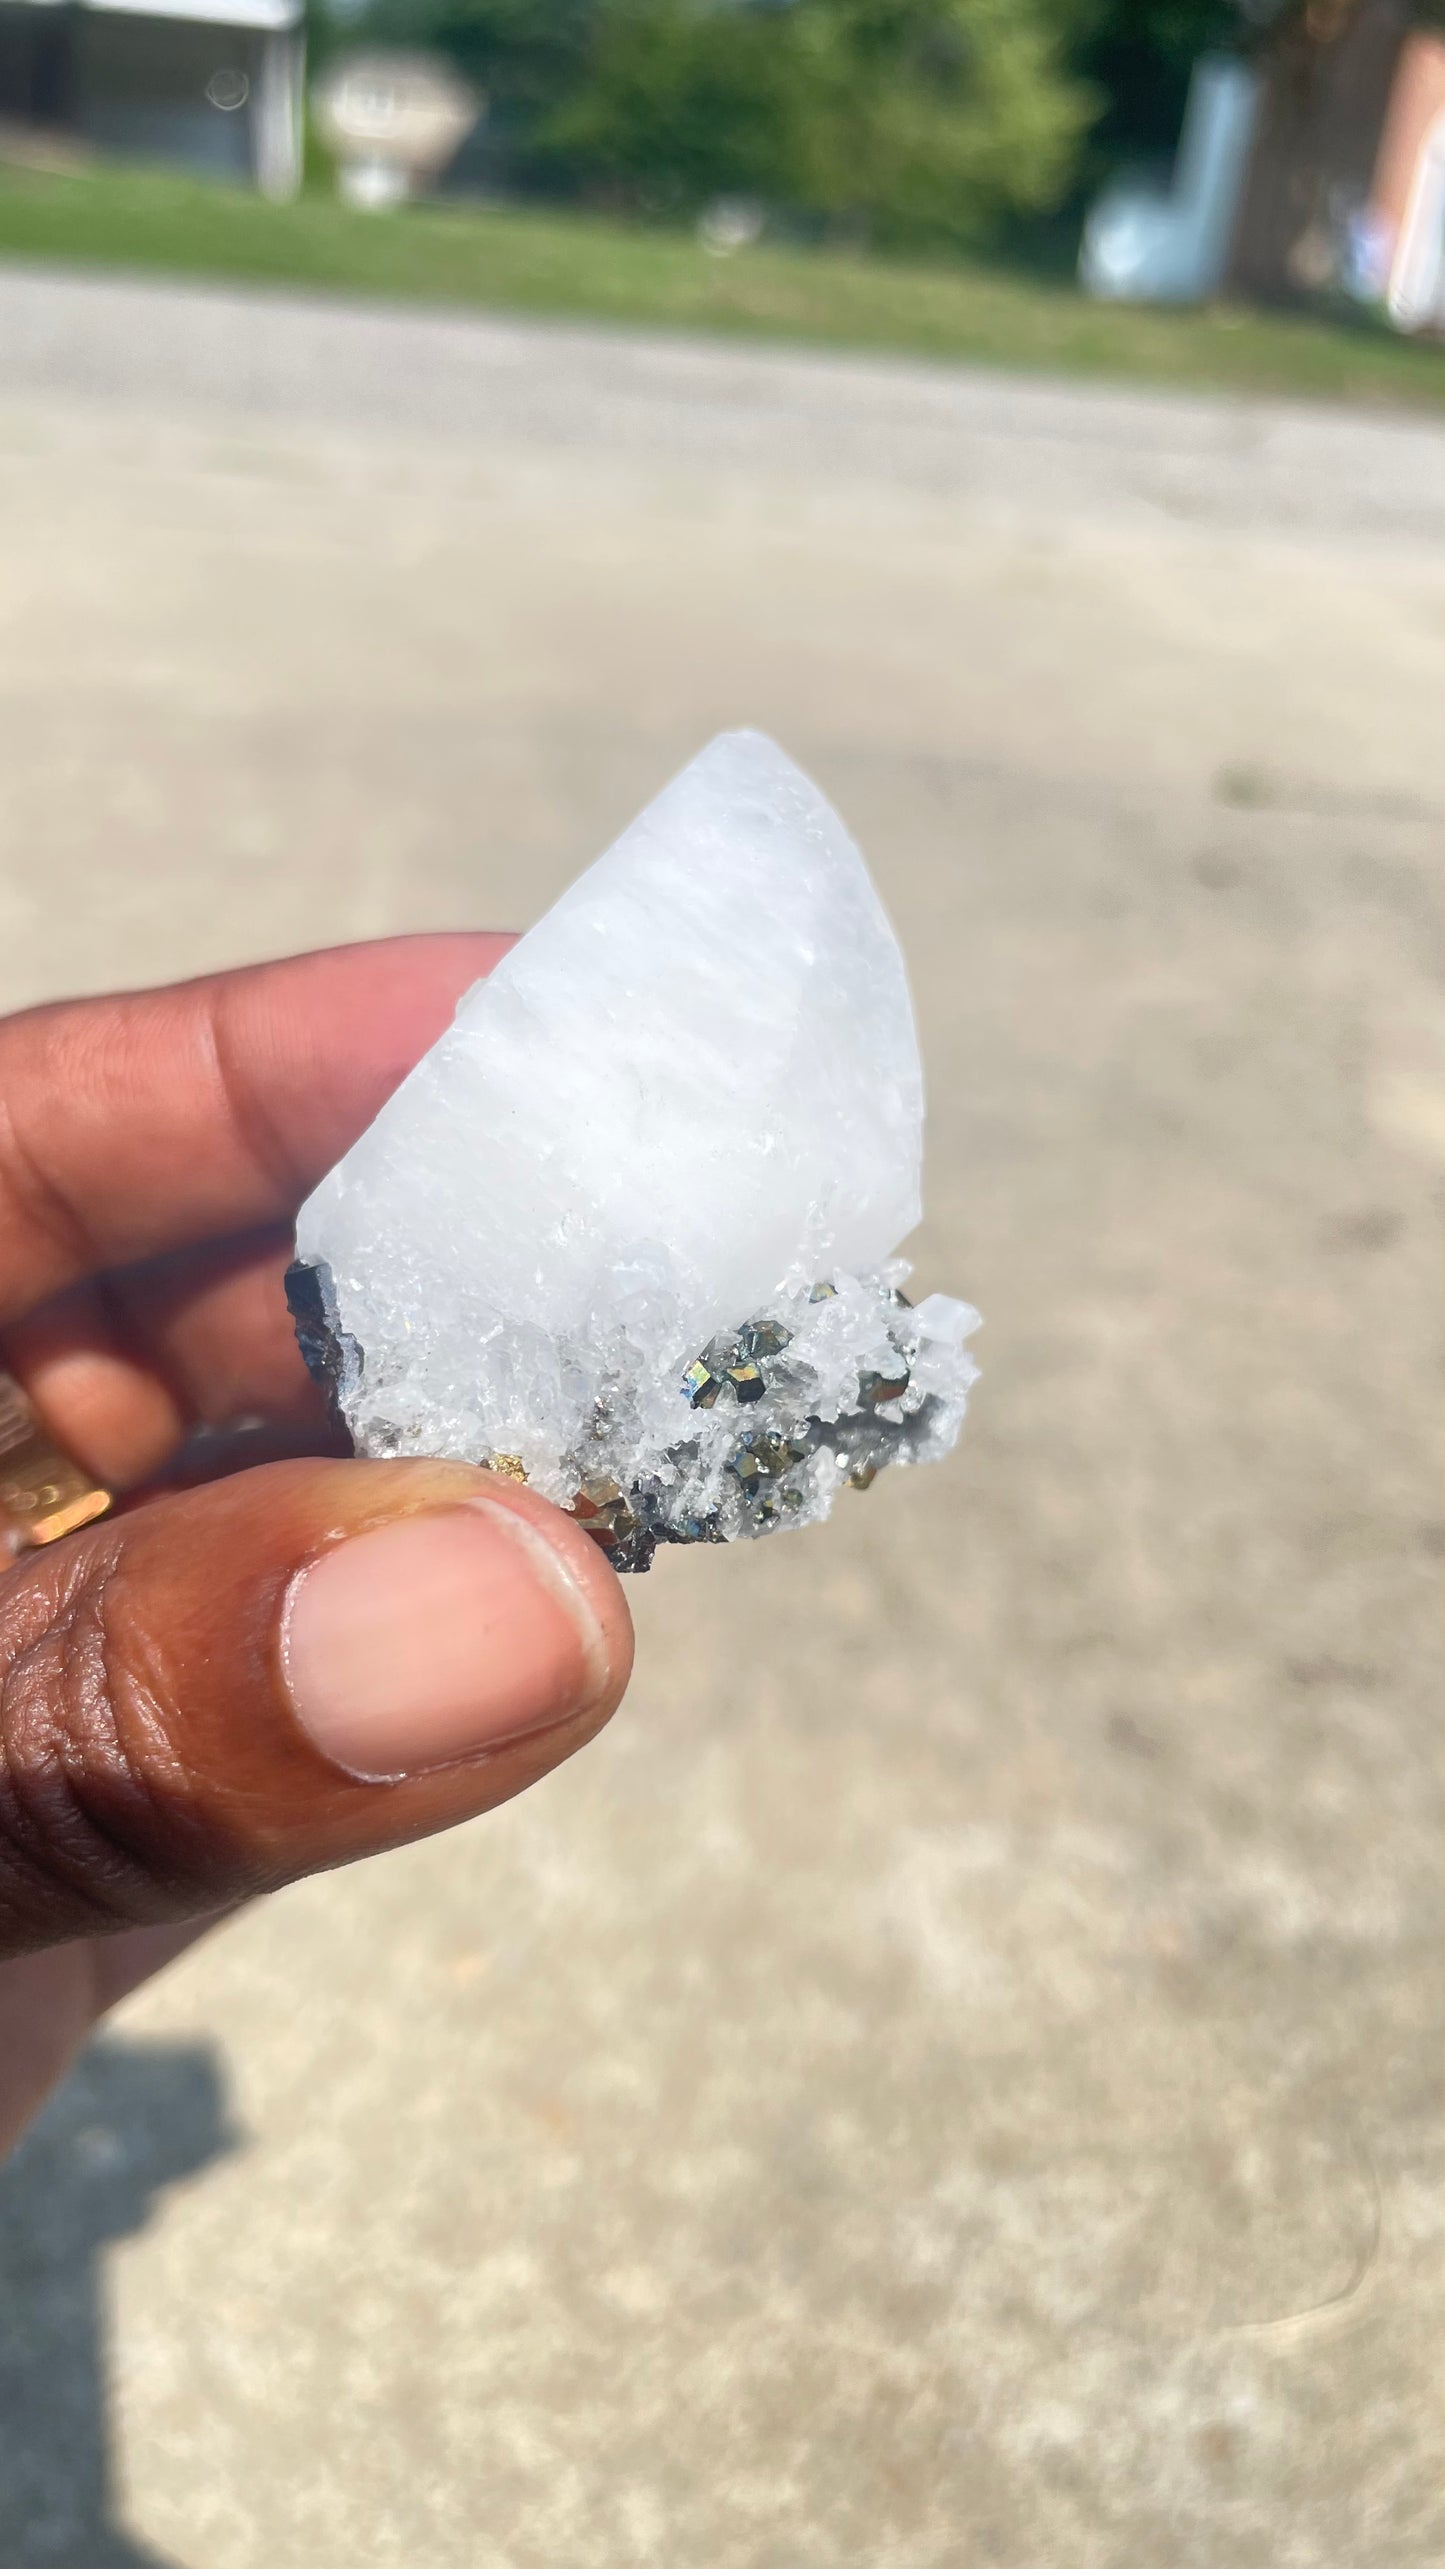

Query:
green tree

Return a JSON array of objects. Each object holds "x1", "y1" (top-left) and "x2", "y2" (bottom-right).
[
  {"x1": 536, "y1": 0, "x2": 1094, "y2": 241},
  {"x1": 1064, "y1": 0, "x2": 1243, "y2": 172},
  {"x1": 350, "y1": 0, "x2": 1231, "y2": 242},
  {"x1": 539, "y1": 0, "x2": 808, "y2": 207},
  {"x1": 791, "y1": 0, "x2": 1096, "y2": 242},
  {"x1": 358, "y1": 0, "x2": 596, "y2": 127}
]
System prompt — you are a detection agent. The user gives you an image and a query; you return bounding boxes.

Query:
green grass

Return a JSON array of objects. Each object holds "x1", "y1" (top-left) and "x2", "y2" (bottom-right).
[{"x1": 3, "y1": 156, "x2": 1445, "y2": 411}]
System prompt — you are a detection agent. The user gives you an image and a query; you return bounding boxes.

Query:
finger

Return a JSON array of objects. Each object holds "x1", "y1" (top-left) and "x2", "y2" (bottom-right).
[
  {"x1": 111, "y1": 1231, "x2": 312, "y2": 1436},
  {"x1": 0, "y1": 1944, "x2": 99, "y2": 2159},
  {"x1": 0, "y1": 1915, "x2": 230, "y2": 2160},
  {"x1": 5, "y1": 1229, "x2": 317, "y2": 1489},
  {"x1": 0, "y1": 1459, "x2": 633, "y2": 1958},
  {"x1": 135, "y1": 1420, "x2": 354, "y2": 1502},
  {"x1": 0, "y1": 934, "x2": 512, "y2": 1328},
  {"x1": 89, "y1": 1912, "x2": 232, "y2": 2014},
  {"x1": 1, "y1": 935, "x2": 516, "y2": 1482},
  {"x1": 3, "y1": 1275, "x2": 192, "y2": 1489}
]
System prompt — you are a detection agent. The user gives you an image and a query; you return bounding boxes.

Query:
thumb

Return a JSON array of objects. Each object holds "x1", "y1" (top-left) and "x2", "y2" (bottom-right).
[{"x1": 0, "y1": 1459, "x2": 633, "y2": 1957}]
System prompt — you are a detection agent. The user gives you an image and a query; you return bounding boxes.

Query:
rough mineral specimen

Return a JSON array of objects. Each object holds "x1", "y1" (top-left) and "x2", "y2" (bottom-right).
[{"x1": 288, "y1": 730, "x2": 978, "y2": 1569}]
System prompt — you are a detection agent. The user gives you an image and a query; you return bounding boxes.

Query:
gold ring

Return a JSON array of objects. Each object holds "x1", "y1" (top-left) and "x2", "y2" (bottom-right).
[{"x1": 0, "y1": 1371, "x2": 113, "y2": 1552}]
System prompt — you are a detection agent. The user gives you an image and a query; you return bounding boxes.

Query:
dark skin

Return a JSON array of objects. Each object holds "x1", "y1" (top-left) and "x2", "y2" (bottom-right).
[{"x1": 0, "y1": 938, "x2": 635, "y2": 2154}]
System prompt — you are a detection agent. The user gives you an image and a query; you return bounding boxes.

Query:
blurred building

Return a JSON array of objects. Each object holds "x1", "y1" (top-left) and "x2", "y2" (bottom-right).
[
  {"x1": 1078, "y1": 0, "x2": 1445, "y2": 333},
  {"x1": 1369, "y1": 26, "x2": 1445, "y2": 327},
  {"x1": 1225, "y1": 0, "x2": 1445, "y2": 328},
  {"x1": 0, "y1": 0, "x2": 303, "y2": 194},
  {"x1": 1079, "y1": 0, "x2": 1445, "y2": 332},
  {"x1": 1229, "y1": 0, "x2": 1410, "y2": 303}
]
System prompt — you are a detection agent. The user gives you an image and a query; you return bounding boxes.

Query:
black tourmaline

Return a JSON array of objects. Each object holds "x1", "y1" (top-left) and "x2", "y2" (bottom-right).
[{"x1": 284, "y1": 1258, "x2": 363, "y2": 1442}]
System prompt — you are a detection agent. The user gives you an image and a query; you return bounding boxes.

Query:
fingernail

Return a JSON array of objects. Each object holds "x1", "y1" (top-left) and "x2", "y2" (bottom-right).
[{"x1": 281, "y1": 1501, "x2": 607, "y2": 1779}]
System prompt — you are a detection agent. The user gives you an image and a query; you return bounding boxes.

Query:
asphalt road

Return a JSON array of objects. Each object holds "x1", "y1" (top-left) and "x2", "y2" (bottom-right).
[{"x1": 0, "y1": 268, "x2": 1442, "y2": 2569}]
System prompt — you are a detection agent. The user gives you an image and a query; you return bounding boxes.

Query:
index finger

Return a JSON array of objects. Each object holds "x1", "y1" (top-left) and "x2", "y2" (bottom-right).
[{"x1": 0, "y1": 935, "x2": 512, "y2": 1327}]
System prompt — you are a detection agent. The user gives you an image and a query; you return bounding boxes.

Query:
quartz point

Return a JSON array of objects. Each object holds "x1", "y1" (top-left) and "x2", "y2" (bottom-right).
[{"x1": 288, "y1": 731, "x2": 978, "y2": 1568}]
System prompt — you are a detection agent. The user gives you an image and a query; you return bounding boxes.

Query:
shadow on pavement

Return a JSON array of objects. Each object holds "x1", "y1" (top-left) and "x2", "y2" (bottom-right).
[{"x1": 0, "y1": 2035, "x2": 243, "y2": 2568}]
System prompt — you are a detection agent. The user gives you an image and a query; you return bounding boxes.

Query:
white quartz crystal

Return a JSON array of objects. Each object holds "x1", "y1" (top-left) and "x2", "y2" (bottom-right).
[{"x1": 290, "y1": 731, "x2": 977, "y2": 1567}]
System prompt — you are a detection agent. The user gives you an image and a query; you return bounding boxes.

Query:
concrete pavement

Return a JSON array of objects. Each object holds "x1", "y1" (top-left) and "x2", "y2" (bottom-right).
[{"x1": 0, "y1": 269, "x2": 1442, "y2": 2568}]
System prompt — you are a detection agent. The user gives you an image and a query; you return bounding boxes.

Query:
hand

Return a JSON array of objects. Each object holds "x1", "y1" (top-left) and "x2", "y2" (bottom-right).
[{"x1": 0, "y1": 940, "x2": 634, "y2": 2156}]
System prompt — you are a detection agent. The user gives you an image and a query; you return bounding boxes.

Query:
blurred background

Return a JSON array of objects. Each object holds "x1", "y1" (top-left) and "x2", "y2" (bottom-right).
[
  {"x1": 2, "y1": 0, "x2": 1445, "y2": 361},
  {"x1": 0, "y1": 3, "x2": 1443, "y2": 2565}
]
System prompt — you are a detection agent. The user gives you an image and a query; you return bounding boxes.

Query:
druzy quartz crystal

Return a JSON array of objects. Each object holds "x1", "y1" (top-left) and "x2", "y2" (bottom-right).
[{"x1": 288, "y1": 731, "x2": 978, "y2": 1569}]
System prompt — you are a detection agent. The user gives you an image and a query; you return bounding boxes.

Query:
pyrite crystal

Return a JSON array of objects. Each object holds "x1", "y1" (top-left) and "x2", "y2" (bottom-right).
[{"x1": 288, "y1": 731, "x2": 978, "y2": 1569}]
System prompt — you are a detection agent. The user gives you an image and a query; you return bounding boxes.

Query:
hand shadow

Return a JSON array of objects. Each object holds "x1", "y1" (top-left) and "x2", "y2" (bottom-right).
[{"x1": 0, "y1": 2035, "x2": 243, "y2": 2569}]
